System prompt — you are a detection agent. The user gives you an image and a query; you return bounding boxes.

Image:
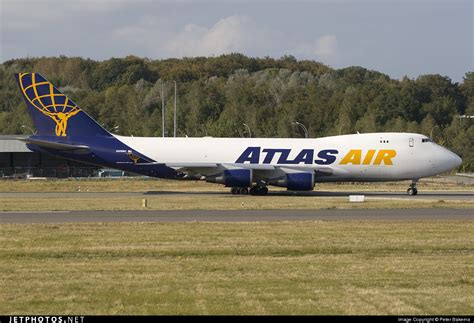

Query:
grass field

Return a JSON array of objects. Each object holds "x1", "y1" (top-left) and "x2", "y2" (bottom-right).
[
  {"x1": 1, "y1": 193, "x2": 473, "y2": 212},
  {"x1": 0, "y1": 177, "x2": 472, "y2": 193},
  {"x1": 1, "y1": 220, "x2": 473, "y2": 315},
  {"x1": 0, "y1": 178, "x2": 472, "y2": 211},
  {"x1": 0, "y1": 178, "x2": 472, "y2": 314}
]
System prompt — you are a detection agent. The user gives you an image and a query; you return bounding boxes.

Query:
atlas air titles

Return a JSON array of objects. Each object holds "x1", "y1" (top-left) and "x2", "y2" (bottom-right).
[{"x1": 235, "y1": 147, "x2": 397, "y2": 165}]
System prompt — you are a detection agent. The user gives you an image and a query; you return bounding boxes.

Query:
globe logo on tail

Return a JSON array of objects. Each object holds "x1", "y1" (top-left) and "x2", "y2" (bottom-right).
[{"x1": 18, "y1": 73, "x2": 80, "y2": 136}]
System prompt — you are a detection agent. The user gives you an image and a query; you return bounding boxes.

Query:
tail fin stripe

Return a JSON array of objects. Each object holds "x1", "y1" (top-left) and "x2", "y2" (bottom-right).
[
  {"x1": 50, "y1": 84, "x2": 57, "y2": 113},
  {"x1": 64, "y1": 97, "x2": 69, "y2": 113},
  {"x1": 19, "y1": 73, "x2": 45, "y2": 113},
  {"x1": 23, "y1": 81, "x2": 49, "y2": 91},
  {"x1": 32, "y1": 94, "x2": 71, "y2": 105},
  {"x1": 31, "y1": 74, "x2": 42, "y2": 106},
  {"x1": 24, "y1": 82, "x2": 48, "y2": 91},
  {"x1": 42, "y1": 103, "x2": 76, "y2": 110}
]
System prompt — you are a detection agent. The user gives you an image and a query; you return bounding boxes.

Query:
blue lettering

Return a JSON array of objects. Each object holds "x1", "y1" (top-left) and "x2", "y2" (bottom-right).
[
  {"x1": 277, "y1": 149, "x2": 291, "y2": 164},
  {"x1": 236, "y1": 147, "x2": 339, "y2": 165},
  {"x1": 290, "y1": 149, "x2": 314, "y2": 164},
  {"x1": 235, "y1": 147, "x2": 260, "y2": 164},
  {"x1": 262, "y1": 149, "x2": 277, "y2": 164},
  {"x1": 262, "y1": 149, "x2": 291, "y2": 164},
  {"x1": 315, "y1": 149, "x2": 338, "y2": 165}
]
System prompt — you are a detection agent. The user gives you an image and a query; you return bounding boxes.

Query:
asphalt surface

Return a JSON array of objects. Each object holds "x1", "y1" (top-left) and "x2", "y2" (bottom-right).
[
  {"x1": 0, "y1": 190, "x2": 472, "y2": 223},
  {"x1": 0, "y1": 208, "x2": 472, "y2": 224},
  {"x1": 1, "y1": 190, "x2": 473, "y2": 200}
]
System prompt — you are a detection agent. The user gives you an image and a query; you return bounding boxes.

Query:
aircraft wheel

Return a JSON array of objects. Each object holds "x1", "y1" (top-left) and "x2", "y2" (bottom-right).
[
  {"x1": 250, "y1": 186, "x2": 268, "y2": 196},
  {"x1": 249, "y1": 187, "x2": 258, "y2": 196},
  {"x1": 407, "y1": 187, "x2": 418, "y2": 196}
]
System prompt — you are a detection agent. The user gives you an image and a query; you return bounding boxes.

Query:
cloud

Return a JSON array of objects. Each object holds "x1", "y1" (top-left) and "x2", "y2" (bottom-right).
[
  {"x1": 164, "y1": 15, "x2": 282, "y2": 57},
  {"x1": 2, "y1": 1, "x2": 339, "y2": 64},
  {"x1": 163, "y1": 15, "x2": 339, "y2": 63},
  {"x1": 294, "y1": 34, "x2": 338, "y2": 63},
  {"x1": 313, "y1": 35, "x2": 337, "y2": 58}
]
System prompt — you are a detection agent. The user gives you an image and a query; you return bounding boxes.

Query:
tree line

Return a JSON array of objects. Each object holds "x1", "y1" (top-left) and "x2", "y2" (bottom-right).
[{"x1": 0, "y1": 54, "x2": 473, "y2": 171}]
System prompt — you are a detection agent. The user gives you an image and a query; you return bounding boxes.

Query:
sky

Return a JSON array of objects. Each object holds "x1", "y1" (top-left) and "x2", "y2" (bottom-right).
[{"x1": 1, "y1": 0, "x2": 472, "y2": 82}]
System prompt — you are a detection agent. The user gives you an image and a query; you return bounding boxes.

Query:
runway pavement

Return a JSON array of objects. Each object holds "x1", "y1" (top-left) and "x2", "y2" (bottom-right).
[
  {"x1": 1, "y1": 190, "x2": 473, "y2": 200},
  {"x1": 0, "y1": 208, "x2": 472, "y2": 224},
  {"x1": 1, "y1": 190, "x2": 471, "y2": 223}
]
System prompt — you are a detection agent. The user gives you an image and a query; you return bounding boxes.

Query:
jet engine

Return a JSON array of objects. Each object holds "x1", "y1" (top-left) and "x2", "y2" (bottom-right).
[
  {"x1": 206, "y1": 169, "x2": 252, "y2": 187},
  {"x1": 269, "y1": 172, "x2": 314, "y2": 191}
]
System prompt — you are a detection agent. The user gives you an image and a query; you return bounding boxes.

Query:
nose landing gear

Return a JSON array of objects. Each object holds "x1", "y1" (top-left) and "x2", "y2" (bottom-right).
[{"x1": 407, "y1": 181, "x2": 418, "y2": 196}]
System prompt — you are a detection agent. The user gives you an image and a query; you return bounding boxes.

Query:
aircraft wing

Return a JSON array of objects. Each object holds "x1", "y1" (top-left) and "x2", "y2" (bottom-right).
[
  {"x1": 165, "y1": 162, "x2": 219, "y2": 169},
  {"x1": 165, "y1": 162, "x2": 334, "y2": 178}
]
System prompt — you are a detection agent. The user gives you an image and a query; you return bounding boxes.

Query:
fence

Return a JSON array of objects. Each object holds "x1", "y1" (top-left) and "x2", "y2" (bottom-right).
[
  {"x1": 453, "y1": 173, "x2": 474, "y2": 185},
  {"x1": 0, "y1": 167, "x2": 99, "y2": 179}
]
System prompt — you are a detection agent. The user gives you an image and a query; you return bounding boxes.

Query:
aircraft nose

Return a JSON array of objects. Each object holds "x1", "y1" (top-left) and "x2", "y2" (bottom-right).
[
  {"x1": 449, "y1": 151, "x2": 462, "y2": 169},
  {"x1": 432, "y1": 145, "x2": 462, "y2": 173},
  {"x1": 439, "y1": 147, "x2": 462, "y2": 170}
]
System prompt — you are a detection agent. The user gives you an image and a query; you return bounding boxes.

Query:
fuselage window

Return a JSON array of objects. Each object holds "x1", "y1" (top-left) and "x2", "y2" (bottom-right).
[{"x1": 409, "y1": 138, "x2": 414, "y2": 147}]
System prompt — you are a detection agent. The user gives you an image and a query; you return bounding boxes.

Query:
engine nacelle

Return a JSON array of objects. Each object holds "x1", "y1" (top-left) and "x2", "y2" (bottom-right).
[
  {"x1": 269, "y1": 172, "x2": 314, "y2": 191},
  {"x1": 206, "y1": 169, "x2": 252, "y2": 187}
]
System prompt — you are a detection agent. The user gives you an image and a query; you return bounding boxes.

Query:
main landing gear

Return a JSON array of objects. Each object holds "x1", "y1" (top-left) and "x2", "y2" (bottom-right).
[
  {"x1": 407, "y1": 180, "x2": 418, "y2": 196},
  {"x1": 230, "y1": 185, "x2": 268, "y2": 196},
  {"x1": 230, "y1": 187, "x2": 248, "y2": 195}
]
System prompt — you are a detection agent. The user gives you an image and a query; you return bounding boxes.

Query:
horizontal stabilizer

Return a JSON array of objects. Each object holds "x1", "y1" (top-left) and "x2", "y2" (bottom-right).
[{"x1": 19, "y1": 138, "x2": 90, "y2": 153}]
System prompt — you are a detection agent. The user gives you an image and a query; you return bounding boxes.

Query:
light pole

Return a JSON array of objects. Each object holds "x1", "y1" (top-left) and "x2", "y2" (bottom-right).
[
  {"x1": 292, "y1": 121, "x2": 308, "y2": 138},
  {"x1": 430, "y1": 125, "x2": 439, "y2": 139},
  {"x1": 21, "y1": 125, "x2": 36, "y2": 135},
  {"x1": 243, "y1": 123, "x2": 251, "y2": 138},
  {"x1": 173, "y1": 81, "x2": 177, "y2": 138},
  {"x1": 201, "y1": 125, "x2": 208, "y2": 137},
  {"x1": 161, "y1": 81, "x2": 165, "y2": 137}
]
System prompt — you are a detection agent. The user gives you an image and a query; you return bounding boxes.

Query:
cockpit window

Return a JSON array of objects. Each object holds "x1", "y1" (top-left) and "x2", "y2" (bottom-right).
[{"x1": 422, "y1": 138, "x2": 432, "y2": 143}]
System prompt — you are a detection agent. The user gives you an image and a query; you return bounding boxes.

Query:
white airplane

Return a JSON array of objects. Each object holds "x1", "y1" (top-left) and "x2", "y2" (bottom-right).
[{"x1": 15, "y1": 73, "x2": 462, "y2": 195}]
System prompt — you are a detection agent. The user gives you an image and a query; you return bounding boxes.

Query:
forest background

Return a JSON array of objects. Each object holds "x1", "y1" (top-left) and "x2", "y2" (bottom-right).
[{"x1": 1, "y1": 54, "x2": 472, "y2": 170}]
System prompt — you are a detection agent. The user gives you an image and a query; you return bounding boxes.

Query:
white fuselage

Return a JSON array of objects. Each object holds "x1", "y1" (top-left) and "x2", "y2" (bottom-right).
[{"x1": 115, "y1": 132, "x2": 461, "y2": 182}]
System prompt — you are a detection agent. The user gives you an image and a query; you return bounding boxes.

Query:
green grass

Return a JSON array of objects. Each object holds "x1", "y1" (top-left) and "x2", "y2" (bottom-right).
[
  {"x1": 1, "y1": 221, "x2": 473, "y2": 315},
  {"x1": 0, "y1": 194, "x2": 473, "y2": 211},
  {"x1": 0, "y1": 177, "x2": 472, "y2": 193},
  {"x1": 0, "y1": 178, "x2": 472, "y2": 211},
  {"x1": 1, "y1": 178, "x2": 472, "y2": 314}
]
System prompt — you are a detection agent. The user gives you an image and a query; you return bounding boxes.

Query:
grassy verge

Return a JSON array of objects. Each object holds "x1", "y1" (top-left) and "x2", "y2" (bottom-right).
[
  {"x1": 0, "y1": 177, "x2": 472, "y2": 193},
  {"x1": 0, "y1": 177, "x2": 472, "y2": 211},
  {"x1": 1, "y1": 220, "x2": 473, "y2": 315},
  {"x1": 0, "y1": 195, "x2": 473, "y2": 211}
]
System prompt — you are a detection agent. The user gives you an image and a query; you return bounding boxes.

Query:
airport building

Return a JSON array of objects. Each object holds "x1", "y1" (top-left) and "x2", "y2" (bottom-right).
[{"x1": 0, "y1": 135, "x2": 99, "y2": 178}]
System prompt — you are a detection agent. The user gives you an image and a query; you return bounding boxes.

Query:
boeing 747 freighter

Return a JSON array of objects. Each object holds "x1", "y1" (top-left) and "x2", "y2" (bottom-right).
[{"x1": 15, "y1": 73, "x2": 462, "y2": 195}]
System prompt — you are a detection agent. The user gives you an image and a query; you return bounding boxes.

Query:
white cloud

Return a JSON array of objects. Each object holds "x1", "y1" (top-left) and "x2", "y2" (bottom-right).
[
  {"x1": 164, "y1": 15, "x2": 282, "y2": 57},
  {"x1": 294, "y1": 34, "x2": 338, "y2": 63},
  {"x1": 163, "y1": 15, "x2": 339, "y2": 63},
  {"x1": 313, "y1": 35, "x2": 337, "y2": 58},
  {"x1": 2, "y1": 1, "x2": 339, "y2": 64}
]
